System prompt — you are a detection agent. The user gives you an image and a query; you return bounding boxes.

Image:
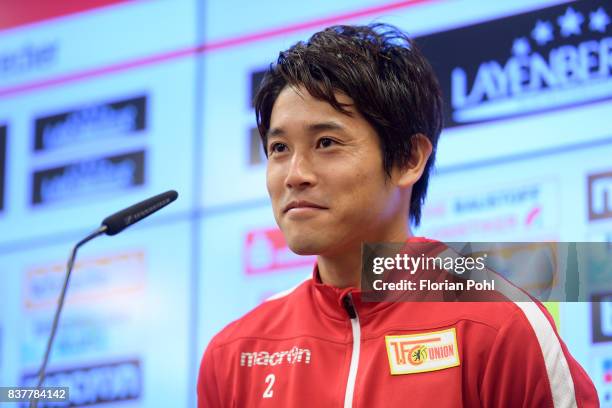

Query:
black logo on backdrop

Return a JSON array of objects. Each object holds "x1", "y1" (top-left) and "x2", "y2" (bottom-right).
[
  {"x1": 588, "y1": 170, "x2": 612, "y2": 221},
  {"x1": 417, "y1": 0, "x2": 611, "y2": 128},
  {"x1": 22, "y1": 359, "x2": 141, "y2": 407},
  {"x1": 31, "y1": 150, "x2": 145, "y2": 205},
  {"x1": 592, "y1": 293, "x2": 612, "y2": 343},
  {"x1": 248, "y1": 69, "x2": 268, "y2": 165},
  {"x1": 250, "y1": 69, "x2": 267, "y2": 107},
  {"x1": 33, "y1": 95, "x2": 147, "y2": 152},
  {"x1": 0, "y1": 125, "x2": 5, "y2": 212},
  {"x1": 249, "y1": 126, "x2": 266, "y2": 165}
]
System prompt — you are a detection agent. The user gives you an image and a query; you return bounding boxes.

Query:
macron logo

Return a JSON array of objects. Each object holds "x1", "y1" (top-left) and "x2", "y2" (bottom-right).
[{"x1": 240, "y1": 346, "x2": 311, "y2": 367}]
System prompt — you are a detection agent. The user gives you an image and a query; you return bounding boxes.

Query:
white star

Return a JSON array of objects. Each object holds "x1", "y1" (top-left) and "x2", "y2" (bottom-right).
[
  {"x1": 589, "y1": 7, "x2": 610, "y2": 33},
  {"x1": 512, "y1": 37, "x2": 531, "y2": 56},
  {"x1": 558, "y1": 7, "x2": 584, "y2": 37},
  {"x1": 531, "y1": 20, "x2": 554, "y2": 45}
]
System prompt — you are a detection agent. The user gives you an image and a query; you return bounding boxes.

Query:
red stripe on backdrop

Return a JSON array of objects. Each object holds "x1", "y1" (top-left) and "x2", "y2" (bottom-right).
[
  {"x1": 0, "y1": 0, "x2": 133, "y2": 31},
  {"x1": 200, "y1": 0, "x2": 434, "y2": 51},
  {"x1": 0, "y1": 0, "x2": 434, "y2": 98}
]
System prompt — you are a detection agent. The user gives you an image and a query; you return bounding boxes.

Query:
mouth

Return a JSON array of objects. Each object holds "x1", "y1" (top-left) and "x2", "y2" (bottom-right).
[{"x1": 283, "y1": 200, "x2": 328, "y2": 213}]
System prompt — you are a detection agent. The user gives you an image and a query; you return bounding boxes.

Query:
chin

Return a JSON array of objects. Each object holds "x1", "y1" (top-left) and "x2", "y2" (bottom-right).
[{"x1": 285, "y1": 235, "x2": 326, "y2": 256}]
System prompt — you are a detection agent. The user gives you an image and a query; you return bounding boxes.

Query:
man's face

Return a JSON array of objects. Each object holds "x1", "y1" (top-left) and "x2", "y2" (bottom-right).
[{"x1": 266, "y1": 86, "x2": 407, "y2": 256}]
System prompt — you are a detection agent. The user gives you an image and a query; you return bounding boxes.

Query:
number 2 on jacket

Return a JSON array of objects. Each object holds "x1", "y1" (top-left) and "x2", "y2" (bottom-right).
[{"x1": 263, "y1": 374, "x2": 275, "y2": 398}]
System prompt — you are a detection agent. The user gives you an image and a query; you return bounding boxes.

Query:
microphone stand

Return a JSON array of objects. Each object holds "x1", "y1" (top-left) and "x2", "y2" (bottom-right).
[
  {"x1": 30, "y1": 225, "x2": 108, "y2": 408},
  {"x1": 28, "y1": 190, "x2": 177, "y2": 408}
]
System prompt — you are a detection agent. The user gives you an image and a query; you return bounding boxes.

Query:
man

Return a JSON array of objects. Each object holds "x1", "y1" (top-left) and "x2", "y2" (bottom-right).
[{"x1": 198, "y1": 24, "x2": 598, "y2": 407}]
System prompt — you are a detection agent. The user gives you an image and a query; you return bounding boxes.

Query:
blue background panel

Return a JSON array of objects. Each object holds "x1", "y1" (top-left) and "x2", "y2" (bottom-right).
[{"x1": 1, "y1": 0, "x2": 612, "y2": 406}]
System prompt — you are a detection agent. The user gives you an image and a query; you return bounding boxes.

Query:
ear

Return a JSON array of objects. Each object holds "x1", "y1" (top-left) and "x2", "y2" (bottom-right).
[{"x1": 392, "y1": 133, "x2": 433, "y2": 188}]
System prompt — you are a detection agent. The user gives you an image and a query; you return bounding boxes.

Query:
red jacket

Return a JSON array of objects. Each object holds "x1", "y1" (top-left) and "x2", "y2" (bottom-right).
[{"x1": 198, "y1": 241, "x2": 599, "y2": 407}]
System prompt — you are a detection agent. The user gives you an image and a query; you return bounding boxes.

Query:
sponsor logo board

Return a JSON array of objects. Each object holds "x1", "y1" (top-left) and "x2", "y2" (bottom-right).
[
  {"x1": 589, "y1": 170, "x2": 612, "y2": 222},
  {"x1": 420, "y1": 179, "x2": 559, "y2": 240},
  {"x1": 592, "y1": 292, "x2": 612, "y2": 343},
  {"x1": 249, "y1": 126, "x2": 265, "y2": 165},
  {"x1": 591, "y1": 356, "x2": 612, "y2": 406},
  {"x1": 21, "y1": 359, "x2": 141, "y2": 407},
  {"x1": 417, "y1": 1, "x2": 612, "y2": 128},
  {"x1": 21, "y1": 251, "x2": 146, "y2": 365},
  {"x1": 31, "y1": 150, "x2": 145, "y2": 205},
  {"x1": 250, "y1": 69, "x2": 266, "y2": 108},
  {"x1": 0, "y1": 125, "x2": 5, "y2": 212},
  {"x1": 244, "y1": 227, "x2": 315, "y2": 275},
  {"x1": 247, "y1": 69, "x2": 267, "y2": 166},
  {"x1": 23, "y1": 250, "x2": 146, "y2": 310},
  {"x1": 0, "y1": 42, "x2": 59, "y2": 82},
  {"x1": 33, "y1": 95, "x2": 147, "y2": 152}
]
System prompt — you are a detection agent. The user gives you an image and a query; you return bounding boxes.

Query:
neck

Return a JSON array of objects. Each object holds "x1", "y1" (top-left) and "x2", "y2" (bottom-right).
[
  {"x1": 317, "y1": 227, "x2": 413, "y2": 289},
  {"x1": 316, "y1": 249, "x2": 362, "y2": 289}
]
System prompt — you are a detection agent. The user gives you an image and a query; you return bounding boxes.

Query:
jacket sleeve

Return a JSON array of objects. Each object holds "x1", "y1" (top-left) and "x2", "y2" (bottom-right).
[
  {"x1": 480, "y1": 303, "x2": 599, "y2": 408},
  {"x1": 197, "y1": 341, "x2": 222, "y2": 408}
]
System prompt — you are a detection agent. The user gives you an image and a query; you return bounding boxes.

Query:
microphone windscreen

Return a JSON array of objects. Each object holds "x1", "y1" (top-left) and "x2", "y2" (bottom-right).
[{"x1": 101, "y1": 190, "x2": 178, "y2": 236}]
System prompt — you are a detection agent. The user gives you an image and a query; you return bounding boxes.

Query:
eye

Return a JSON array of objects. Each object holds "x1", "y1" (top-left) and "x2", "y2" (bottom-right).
[
  {"x1": 317, "y1": 137, "x2": 336, "y2": 148},
  {"x1": 269, "y1": 142, "x2": 288, "y2": 154}
]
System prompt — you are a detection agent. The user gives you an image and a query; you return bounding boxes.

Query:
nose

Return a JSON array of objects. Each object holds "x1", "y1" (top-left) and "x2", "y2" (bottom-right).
[{"x1": 285, "y1": 152, "x2": 316, "y2": 189}]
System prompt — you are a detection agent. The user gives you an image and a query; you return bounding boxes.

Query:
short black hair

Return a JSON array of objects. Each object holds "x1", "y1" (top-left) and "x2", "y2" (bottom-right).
[{"x1": 254, "y1": 23, "x2": 443, "y2": 226}]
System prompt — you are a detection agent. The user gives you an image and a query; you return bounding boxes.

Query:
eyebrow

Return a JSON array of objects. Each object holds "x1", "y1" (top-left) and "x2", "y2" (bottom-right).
[{"x1": 267, "y1": 121, "x2": 346, "y2": 139}]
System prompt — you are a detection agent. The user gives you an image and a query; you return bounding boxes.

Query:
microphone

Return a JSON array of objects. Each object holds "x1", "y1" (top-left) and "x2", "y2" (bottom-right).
[
  {"x1": 30, "y1": 190, "x2": 178, "y2": 408},
  {"x1": 101, "y1": 190, "x2": 178, "y2": 236}
]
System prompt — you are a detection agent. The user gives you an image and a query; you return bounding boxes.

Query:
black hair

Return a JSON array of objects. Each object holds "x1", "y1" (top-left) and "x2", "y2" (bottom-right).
[{"x1": 254, "y1": 23, "x2": 443, "y2": 226}]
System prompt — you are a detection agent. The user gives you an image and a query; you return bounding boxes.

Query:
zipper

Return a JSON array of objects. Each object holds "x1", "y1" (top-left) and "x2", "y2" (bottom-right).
[{"x1": 342, "y1": 293, "x2": 360, "y2": 408}]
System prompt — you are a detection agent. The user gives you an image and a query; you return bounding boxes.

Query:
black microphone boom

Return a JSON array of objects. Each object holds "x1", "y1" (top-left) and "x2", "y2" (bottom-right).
[
  {"x1": 30, "y1": 190, "x2": 178, "y2": 408},
  {"x1": 102, "y1": 190, "x2": 178, "y2": 235}
]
